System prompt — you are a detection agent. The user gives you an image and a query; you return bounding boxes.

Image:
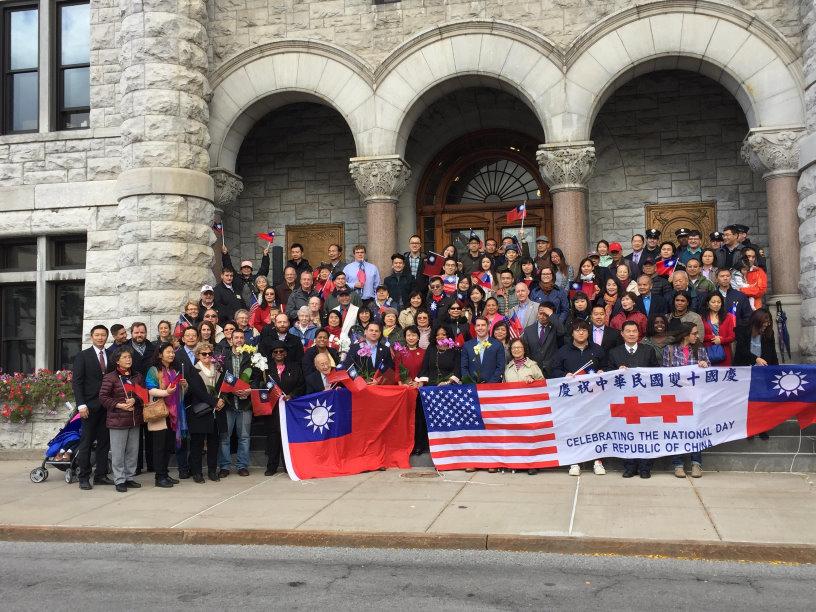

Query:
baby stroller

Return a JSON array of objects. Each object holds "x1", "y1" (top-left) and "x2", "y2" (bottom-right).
[{"x1": 30, "y1": 408, "x2": 83, "y2": 483}]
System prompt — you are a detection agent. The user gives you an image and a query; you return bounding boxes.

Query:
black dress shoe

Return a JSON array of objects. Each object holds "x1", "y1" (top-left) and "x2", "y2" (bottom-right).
[
  {"x1": 238, "y1": 468, "x2": 250, "y2": 477},
  {"x1": 207, "y1": 470, "x2": 220, "y2": 482},
  {"x1": 218, "y1": 469, "x2": 229, "y2": 478},
  {"x1": 167, "y1": 476, "x2": 180, "y2": 484},
  {"x1": 124, "y1": 480, "x2": 142, "y2": 488},
  {"x1": 115, "y1": 483, "x2": 127, "y2": 493},
  {"x1": 155, "y1": 478, "x2": 174, "y2": 488},
  {"x1": 264, "y1": 468, "x2": 276, "y2": 476},
  {"x1": 134, "y1": 468, "x2": 142, "y2": 476},
  {"x1": 192, "y1": 474, "x2": 205, "y2": 483},
  {"x1": 622, "y1": 469, "x2": 637, "y2": 478},
  {"x1": 146, "y1": 467, "x2": 155, "y2": 473},
  {"x1": 93, "y1": 476, "x2": 115, "y2": 486},
  {"x1": 177, "y1": 470, "x2": 190, "y2": 480},
  {"x1": 527, "y1": 468, "x2": 538, "y2": 475},
  {"x1": 639, "y1": 471, "x2": 652, "y2": 479},
  {"x1": 79, "y1": 479, "x2": 92, "y2": 490}
]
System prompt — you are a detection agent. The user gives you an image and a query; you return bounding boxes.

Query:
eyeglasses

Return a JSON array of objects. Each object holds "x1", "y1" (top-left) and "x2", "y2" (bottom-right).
[
  {"x1": 199, "y1": 352, "x2": 213, "y2": 357},
  {"x1": 272, "y1": 348, "x2": 286, "y2": 353}
]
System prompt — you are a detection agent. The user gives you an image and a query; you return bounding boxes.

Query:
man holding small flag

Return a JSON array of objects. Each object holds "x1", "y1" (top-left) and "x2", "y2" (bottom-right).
[{"x1": 216, "y1": 332, "x2": 253, "y2": 477}]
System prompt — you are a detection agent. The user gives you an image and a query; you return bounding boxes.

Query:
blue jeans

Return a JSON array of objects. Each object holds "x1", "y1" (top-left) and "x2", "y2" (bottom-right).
[
  {"x1": 671, "y1": 452, "x2": 702, "y2": 467},
  {"x1": 219, "y1": 409, "x2": 252, "y2": 470}
]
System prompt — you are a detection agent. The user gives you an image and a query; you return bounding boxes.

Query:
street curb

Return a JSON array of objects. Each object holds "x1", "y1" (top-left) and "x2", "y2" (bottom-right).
[{"x1": 1, "y1": 525, "x2": 814, "y2": 564}]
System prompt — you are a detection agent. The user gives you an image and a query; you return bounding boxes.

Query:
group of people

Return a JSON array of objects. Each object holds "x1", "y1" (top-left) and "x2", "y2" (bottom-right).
[{"x1": 70, "y1": 223, "x2": 781, "y2": 491}]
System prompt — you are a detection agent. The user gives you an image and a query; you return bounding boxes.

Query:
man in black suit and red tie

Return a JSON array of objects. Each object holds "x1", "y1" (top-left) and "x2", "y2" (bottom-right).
[
  {"x1": 71, "y1": 324, "x2": 114, "y2": 490},
  {"x1": 607, "y1": 321, "x2": 660, "y2": 479}
]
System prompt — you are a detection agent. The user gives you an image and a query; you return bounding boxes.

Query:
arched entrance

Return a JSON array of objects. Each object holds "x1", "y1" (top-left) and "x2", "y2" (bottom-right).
[{"x1": 416, "y1": 130, "x2": 552, "y2": 254}]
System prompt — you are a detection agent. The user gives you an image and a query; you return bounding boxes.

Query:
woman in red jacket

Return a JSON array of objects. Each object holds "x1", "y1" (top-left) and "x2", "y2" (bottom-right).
[
  {"x1": 702, "y1": 293, "x2": 736, "y2": 366},
  {"x1": 609, "y1": 291, "x2": 648, "y2": 340},
  {"x1": 249, "y1": 286, "x2": 278, "y2": 333},
  {"x1": 99, "y1": 348, "x2": 144, "y2": 492},
  {"x1": 393, "y1": 325, "x2": 428, "y2": 456}
]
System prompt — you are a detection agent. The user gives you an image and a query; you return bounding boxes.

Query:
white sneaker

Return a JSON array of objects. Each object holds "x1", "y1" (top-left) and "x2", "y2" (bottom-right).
[
  {"x1": 568, "y1": 464, "x2": 580, "y2": 476},
  {"x1": 593, "y1": 461, "x2": 606, "y2": 475}
]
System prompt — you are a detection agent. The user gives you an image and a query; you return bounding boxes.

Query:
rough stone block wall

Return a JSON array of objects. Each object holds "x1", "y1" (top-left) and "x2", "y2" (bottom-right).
[
  {"x1": 206, "y1": 0, "x2": 804, "y2": 71},
  {"x1": 230, "y1": 102, "x2": 362, "y2": 265},
  {"x1": 0, "y1": 135, "x2": 120, "y2": 186},
  {"x1": 90, "y1": 0, "x2": 122, "y2": 129},
  {"x1": 588, "y1": 70, "x2": 768, "y2": 250}
]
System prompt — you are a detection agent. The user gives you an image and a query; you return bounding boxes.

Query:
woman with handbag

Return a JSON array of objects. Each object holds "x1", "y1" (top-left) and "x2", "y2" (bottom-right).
[
  {"x1": 185, "y1": 342, "x2": 225, "y2": 483},
  {"x1": 702, "y1": 293, "x2": 736, "y2": 366},
  {"x1": 99, "y1": 348, "x2": 144, "y2": 493},
  {"x1": 145, "y1": 342, "x2": 183, "y2": 488}
]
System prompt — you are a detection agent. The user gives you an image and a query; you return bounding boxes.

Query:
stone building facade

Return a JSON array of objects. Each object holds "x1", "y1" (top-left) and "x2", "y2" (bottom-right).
[{"x1": 0, "y1": 0, "x2": 814, "y2": 371}]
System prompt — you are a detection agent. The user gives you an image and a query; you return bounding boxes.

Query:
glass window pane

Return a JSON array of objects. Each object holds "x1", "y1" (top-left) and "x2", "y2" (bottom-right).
[
  {"x1": 62, "y1": 66, "x2": 89, "y2": 109},
  {"x1": 60, "y1": 3, "x2": 90, "y2": 65},
  {"x1": 10, "y1": 72, "x2": 38, "y2": 131},
  {"x1": 56, "y1": 337, "x2": 80, "y2": 371},
  {"x1": 2, "y1": 339, "x2": 36, "y2": 373},
  {"x1": 53, "y1": 239, "x2": 87, "y2": 268},
  {"x1": 1, "y1": 284, "x2": 36, "y2": 339},
  {"x1": 0, "y1": 242, "x2": 37, "y2": 271},
  {"x1": 60, "y1": 110, "x2": 89, "y2": 130},
  {"x1": 56, "y1": 283, "x2": 84, "y2": 335},
  {"x1": 10, "y1": 8, "x2": 38, "y2": 70}
]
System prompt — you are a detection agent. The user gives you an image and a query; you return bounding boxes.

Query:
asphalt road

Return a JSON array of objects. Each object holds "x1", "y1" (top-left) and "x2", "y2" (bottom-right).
[{"x1": 1, "y1": 541, "x2": 814, "y2": 610}]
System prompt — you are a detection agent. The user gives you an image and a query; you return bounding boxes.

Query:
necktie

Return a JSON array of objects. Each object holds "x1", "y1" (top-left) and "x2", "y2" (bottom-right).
[
  {"x1": 357, "y1": 262, "x2": 366, "y2": 288},
  {"x1": 98, "y1": 349, "x2": 106, "y2": 372},
  {"x1": 629, "y1": 347, "x2": 635, "y2": 355},
  {"x1": 634, "y1": 252, "x2": 640, "y2": 264},
  {"x1": 539, "y1": 325, "x2": 547, "y2": 344},
  {"x1": 594, "y1": 328, "x2": 602, "y2": 345}
]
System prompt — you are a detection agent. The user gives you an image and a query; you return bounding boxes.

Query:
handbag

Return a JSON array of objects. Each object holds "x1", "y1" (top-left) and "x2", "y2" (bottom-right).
[
  {"x1": 190, "y1": 401, "x2": 214, "y2": 418},
  {"x1": 707, "y1": 322, "x2": 726, "y2": 363},
  {"x1": 143, "y1": 369, "x2": 170, "y2": 423}
]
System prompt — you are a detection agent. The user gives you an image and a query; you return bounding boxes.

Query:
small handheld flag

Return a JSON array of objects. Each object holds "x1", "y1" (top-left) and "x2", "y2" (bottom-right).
[
  {"x1": 655, "y1": 258, "x2": 678, "y2": 277},
  {"x1": 257, "y1": 230, "x2": 276, "y2": 243},
  {"x1": 220, "y1": 371, "x2": 251, "y2": 394},
  {"x1": 421, "y1": 251, "x2": 445, "y2": 277},
  {"x1": 122, "y1": 381, "x2": 148, "y2": 404},
  {"x1": 506, "y1": 202, "x2": 527, "y2": 223},
  {"x1": 507, "y1": 312, "x2": 524, "y2": 339},
  {"x1": 212, "y1": 222, "x2": 223, "y2": 235}
]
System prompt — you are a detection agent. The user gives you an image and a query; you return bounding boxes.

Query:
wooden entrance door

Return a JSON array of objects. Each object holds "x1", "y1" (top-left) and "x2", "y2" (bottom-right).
[{"x1": 440, "y1": 207, "x2": 552, "y2": 255}]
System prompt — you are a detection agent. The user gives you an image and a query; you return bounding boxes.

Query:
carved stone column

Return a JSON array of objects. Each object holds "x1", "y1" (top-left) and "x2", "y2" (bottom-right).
[
  {"x1": 741, "y1": 129, "x2": 804, "y2": 295},
  {"x1": 536, "y1": 142, "x2": 597, "y2": 269},
  {"x1": 742, "y1": 127, "x2": 805, "y2": 358},
  {"x1": 349, "y1": 155, "x2": 412, "y2": 274}
]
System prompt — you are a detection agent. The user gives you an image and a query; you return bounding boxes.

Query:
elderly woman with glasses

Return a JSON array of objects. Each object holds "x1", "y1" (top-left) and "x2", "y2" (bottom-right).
[{"x1": 184, "y1": 342, "x2": 225, "y2": 483}]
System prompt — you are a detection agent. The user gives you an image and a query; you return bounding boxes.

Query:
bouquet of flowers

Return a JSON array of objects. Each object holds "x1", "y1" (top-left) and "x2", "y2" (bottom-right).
[
  {"x1": 355, "y1": 342, "x2": 374, "y2": 381},
  {"x1": 391, "y1": 342, "x2": 411, "y2": 384},
  {"x1": 437, "y1": 338, "x2": 456, "y2": 350}
]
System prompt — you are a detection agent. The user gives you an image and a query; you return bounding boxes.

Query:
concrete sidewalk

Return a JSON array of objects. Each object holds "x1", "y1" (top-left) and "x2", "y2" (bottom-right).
[{"x1": 1, "y1": 460, "x2": 814, "y2": 561}]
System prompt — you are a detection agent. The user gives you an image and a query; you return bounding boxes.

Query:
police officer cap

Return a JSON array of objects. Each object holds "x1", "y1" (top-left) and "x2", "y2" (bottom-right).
[
  {"x1": 709, "y1": 231, "x2": 724, "y2": 242},
  {"x1": 645, "y1": 229, "x2": 661, "y2": 239},
  {"x1": 674, "y1": 227, "x2": 690, "y2": 238},
  {"x1": 734, "y1": 224, "x2": 749, "y2": 234}
]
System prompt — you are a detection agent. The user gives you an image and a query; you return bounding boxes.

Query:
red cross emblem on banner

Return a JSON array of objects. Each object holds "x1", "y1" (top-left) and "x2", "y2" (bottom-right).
[{"x1": 609, "y1": 395, "x2": 694, "y2": 424}]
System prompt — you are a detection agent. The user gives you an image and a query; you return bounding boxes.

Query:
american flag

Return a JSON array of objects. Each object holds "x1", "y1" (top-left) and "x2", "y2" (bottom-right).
[{"x1": 419, "y1": 381, "x2": 558, "y2": 470}]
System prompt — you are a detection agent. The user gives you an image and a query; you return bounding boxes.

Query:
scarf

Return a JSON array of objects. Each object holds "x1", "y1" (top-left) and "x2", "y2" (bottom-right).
[
  {"x1": 580, "y1": 272, "x2": 595, "y2": 281},
  {"x1": 603, "y1": 292, "x2": 617, "y2": 323},
  {"x1": 325, "y1": 324, "x2": 341, "y2": 337},
  {"x1": 162, "y1": 367, "x2": 186, "y2": 448},
  {"x1": 194, "y1": 361, "x2": 218, "y2": 392},
  {"x1": 539, "y1": 281, "x2": 555, "y2": 293},
  {"x1": 116, "y1": 366, "x2": 130, "y2": 376},
  {"x1": 513, "y1": 358, "x2": 527, "y2": 369}
]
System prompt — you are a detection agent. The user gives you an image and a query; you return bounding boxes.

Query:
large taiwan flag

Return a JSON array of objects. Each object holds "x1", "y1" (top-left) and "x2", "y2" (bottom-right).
[
  {"x1": 280, "y1": 386, "x2": 417, "y2": 480},
  {"x1": 747, "y1": 367, "x2": 816, "y2": 433}
]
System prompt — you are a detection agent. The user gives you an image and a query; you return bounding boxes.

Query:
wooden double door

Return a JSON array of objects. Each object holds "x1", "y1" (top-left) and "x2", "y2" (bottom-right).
[{"x1": 437, "y1": 206, "x2": 552, "y2": 257}]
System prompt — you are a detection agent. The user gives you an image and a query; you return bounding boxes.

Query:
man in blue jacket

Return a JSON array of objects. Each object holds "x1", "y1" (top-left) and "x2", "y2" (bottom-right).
[{"x1": 461, "y1": 317, "x2": 505, "y2": 383}]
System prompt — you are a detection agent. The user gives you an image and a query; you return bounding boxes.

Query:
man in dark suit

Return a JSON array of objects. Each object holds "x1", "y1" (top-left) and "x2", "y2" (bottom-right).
[
  {"x1": 624, "y1": 233, "x2": 646, "y2": 274},
  {"x1": 172, "y1": 326, "x2": 200, "y2": 479},
  {"x1": 589, "y1": 306, "x2": 623, "y2": 361},
  {"x1": 71, "y1": 324, "x2": 113, "y2": 490},
  {"x1": 213, "y1": 267, "x2": 247, "y2": 324},
  {"x1": 259, "y1": 312, "x2": 304, "y2": 364},
  {"x1": 127, "y1": 322, "x2": 155, "y2": 474},
  {"x1": 340, "y1": 321, "x2": 395, "y2": 378},
  {"x1": 635, "y1": 275, "x2": 669, "y2": 320},
  {"x1": 607, "y1": 321, "x2": 660, "y2": 479},
  {"x1": 461, "y1": 317, "x2": 505, "y2": 383},
  {"x1": 305, "y1": 353, "x2": 335, "y2": 395},
  {"x1": 522, "y1": 302, "x2": 565, "y2": 377}
]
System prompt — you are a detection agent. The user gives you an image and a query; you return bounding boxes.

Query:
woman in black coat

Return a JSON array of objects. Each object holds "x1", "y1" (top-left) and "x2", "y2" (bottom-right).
[
  {"x1": 261, "y1": 339, "x2": 306, "y2": 476},
  {"x1": 733, "y1": 309, "x2": 779, "y2": 366},
  {"x1": 302, "y1": 328, "x2": 340, "y2": 377},
  {"x1": 185, "y1": 342, "x2": 224, "y2": 483},
  {"x1": 419, "y1": 326, "x2": 461, "y2": 385}
]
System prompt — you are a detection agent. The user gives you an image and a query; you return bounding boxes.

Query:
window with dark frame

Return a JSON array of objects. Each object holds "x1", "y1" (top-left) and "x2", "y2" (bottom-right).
[
  {"x1": 0, "y1": 238, "x2": 37, "y2": 271},
  {"x1": 0, "y1": 283, "x2": 37, "y2": 373},
  {"x1": 1, "y1": 3, "x2": 39, "y2": 134},
  {"x1": 53, "y1": 281, "x2": 83, "y2": 370},
  {"x1": 55, "y1": 0, "x2": 89, "y2": 130},
  {"x1": 52, "y1": 235, "x2": 86, "y2": 269}
]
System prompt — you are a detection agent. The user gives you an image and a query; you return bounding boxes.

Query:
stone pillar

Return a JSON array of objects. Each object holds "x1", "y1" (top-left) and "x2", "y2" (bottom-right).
[
  {"x1": 349, "y1": 155, "x2": 412, "y2": 274},
  {"x1": 210, "y1": 168, "x2": 244, "y2": 275},
  {"x1": 741, "y1": 128, "x2": 805, "y2": 359},
  {"x1": 536, "y1": 142, "x2": 597, "y2": 269},
  {"x1": 115, "y1": 0, "x2": 214, "y2": 331}
]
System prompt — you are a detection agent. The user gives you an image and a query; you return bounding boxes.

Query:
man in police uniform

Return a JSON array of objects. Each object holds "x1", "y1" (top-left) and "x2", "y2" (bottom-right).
[
  {"x1": 709, "y1": 231, "x2": 724, "y2": 251},
  {"x1": 735, "y1": 224, "x2": 766, "y2": 270},
  {"x1": 674, "y1": 227, "x2": 690, "y2": 251},
  {"x1": 643, "y1": 228, "x2": 661, "y2": 261}
]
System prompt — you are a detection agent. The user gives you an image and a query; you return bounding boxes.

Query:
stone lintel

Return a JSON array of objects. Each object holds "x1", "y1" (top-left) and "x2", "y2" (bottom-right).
[{"x1": 116, "y1": 167, "x2": 215, "y2": 202}]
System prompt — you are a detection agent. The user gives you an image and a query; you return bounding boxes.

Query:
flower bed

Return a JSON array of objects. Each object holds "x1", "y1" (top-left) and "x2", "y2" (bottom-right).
[{"x1": 0, "y1": 370, "x2": 74, "y2": 450}]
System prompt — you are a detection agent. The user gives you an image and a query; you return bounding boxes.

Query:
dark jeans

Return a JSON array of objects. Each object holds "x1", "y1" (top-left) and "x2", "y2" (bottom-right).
[
  {"x1": 76, "y1": 407, "x2": 110, "y2": 480},
  {"x1": 152, "y1": 428, "x2": 173, "y2": 480},
  {"x1": 623, "y1": 458, "x2": 654, "y2": 473},
  {"x1": 262, "y1": 412, "x2": 282, "y2": 471},
  {"x1": 414, "y1": 401, "x2": 428, "y2": 452},
  {"x1": 137, "y1": 423, "x2": 153, "y2": 471},
  {"x1": 188, "y1": 432, "x2": 218, "y2": 476},
  {"x1": 671, "y1": 452, "x2": 702, "y2": 467}
]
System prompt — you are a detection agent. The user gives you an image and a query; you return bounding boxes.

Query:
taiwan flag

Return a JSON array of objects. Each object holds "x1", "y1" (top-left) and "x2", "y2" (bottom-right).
[
  {"x1": 257, "y1": 230, "x2": 276, "y2": 243},
  {"x1": 219, "y1": 371, "x2": 250, "y2": 394},
  {"x1": 122, "y1": 380, "x2": 148, "y2": 404},
  {"x1": 746, "y1": 366, "x2": 816, "y2": 436},
  {"x1": 421, "y1": 251, "x2": 445, "y2": 277},
  {"x1": 507, "y1": 312, "x2": 524, "y2": 339},
  {"x1": 655, "y1": 257, "x2": 678, "y2": 277},
  {"x1": 506, "y1": 202, "x2": 527, "y2": 223},
  {"x1": 251, "y1": 380, "x2": 283, "y2": 416},
  {"x1": 280, "y1": 386, "x2": 417, "y2": 480}
]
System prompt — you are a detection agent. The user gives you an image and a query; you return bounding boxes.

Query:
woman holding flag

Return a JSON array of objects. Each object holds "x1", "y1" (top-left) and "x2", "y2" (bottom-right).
[
  {"x1": 99, "y1": 348, "x2": 144, "y2": 493},
  {"x1": 471, "y1": 256, "x2": 495, "y2": 294},
  {"x1": 145, "y1": 342, "x2": 183, "y2": 488}
]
